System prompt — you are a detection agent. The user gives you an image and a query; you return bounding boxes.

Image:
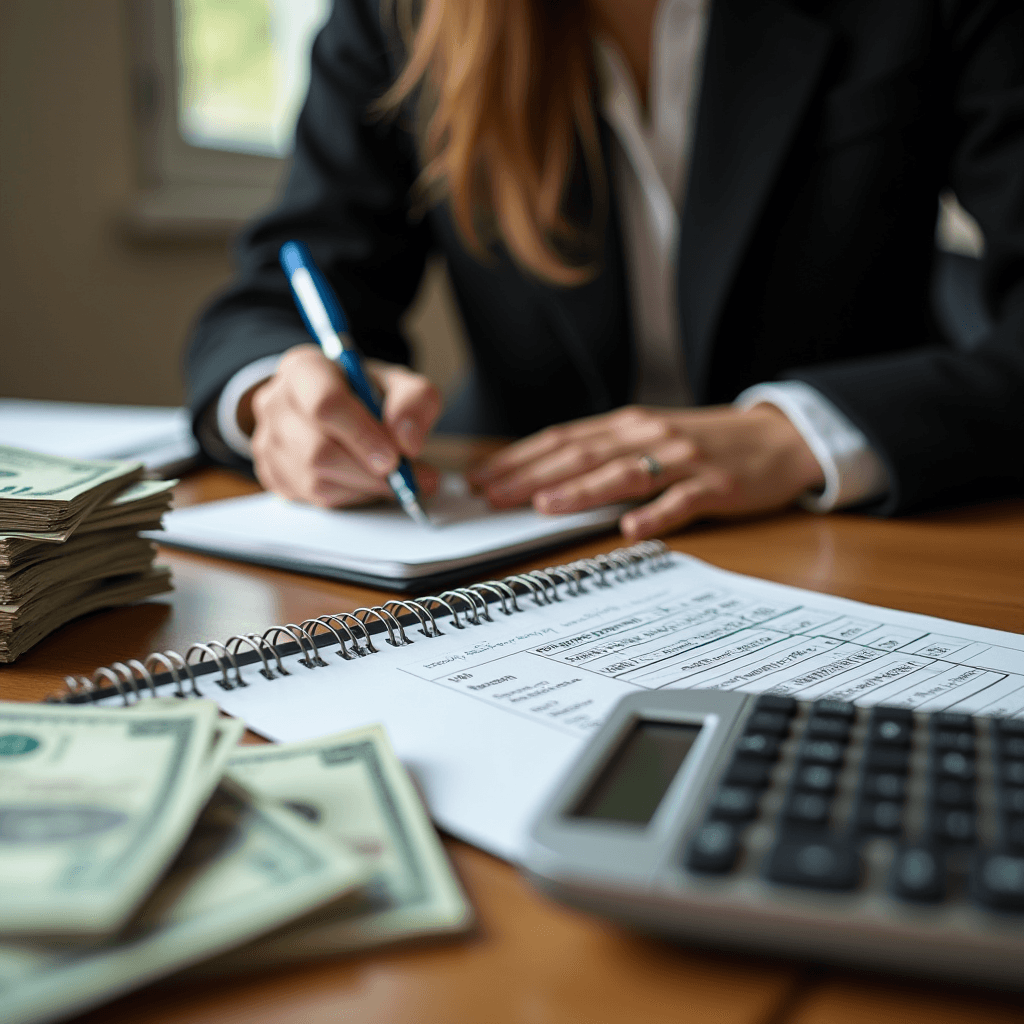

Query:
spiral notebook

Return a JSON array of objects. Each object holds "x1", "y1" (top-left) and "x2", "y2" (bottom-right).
[
  {"x1": 150, "y1": 475, "x2": 625, "y2": 591},
  {"x1": 63, "y1": 543, "x2": 1024, "y2": 862}
]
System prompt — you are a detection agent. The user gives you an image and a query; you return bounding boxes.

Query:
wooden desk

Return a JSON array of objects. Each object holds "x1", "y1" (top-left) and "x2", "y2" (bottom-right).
[{"x1": 3, "y1": 450, "x2": 1023, "y2": 1024}]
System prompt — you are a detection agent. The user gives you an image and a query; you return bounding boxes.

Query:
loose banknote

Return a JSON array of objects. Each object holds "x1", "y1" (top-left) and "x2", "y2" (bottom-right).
[
  {"x1": 0, "y1": 778, "x2": 367, "y2": 1024},
  {"x1": 0, "y1": 700, "x2": 227, "y2": 935},
  {"x1": 193, "y1": 723, "x2": 473, "y2": 973}
]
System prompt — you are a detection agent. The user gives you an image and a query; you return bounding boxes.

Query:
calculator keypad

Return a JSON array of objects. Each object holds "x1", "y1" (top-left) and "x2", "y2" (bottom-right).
[{"x1": 685, "y1": 696, "x2": 1024, "y2": 915}]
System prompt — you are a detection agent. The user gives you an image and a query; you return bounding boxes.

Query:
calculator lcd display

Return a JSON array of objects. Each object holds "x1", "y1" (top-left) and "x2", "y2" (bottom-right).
[{"x1": 571, "y1": 720, "x2": 703, "y2": 825}]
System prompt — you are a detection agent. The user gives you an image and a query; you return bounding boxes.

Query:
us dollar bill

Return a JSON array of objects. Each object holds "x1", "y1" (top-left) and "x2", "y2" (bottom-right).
[
  {"x1": 191, "y1": 724, "x2": 473, "y2": 973},
  {"x1": 0, "y1": 448, "x2": 143, "y2": 537},
  {"x1": 0, "y1": 700, "x2": 223, "y2": 935},
  {"x1": 0, "y1": 778, "x2": 367, "y2": 1024}
]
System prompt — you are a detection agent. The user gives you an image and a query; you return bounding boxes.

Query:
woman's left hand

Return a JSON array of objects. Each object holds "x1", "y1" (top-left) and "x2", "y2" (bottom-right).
[{"x1": 468, "y1": 404, "x2": 825, "y2": 540}]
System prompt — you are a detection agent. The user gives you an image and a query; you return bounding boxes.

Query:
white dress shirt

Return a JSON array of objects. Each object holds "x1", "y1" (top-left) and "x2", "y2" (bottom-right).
[{"x1": 218, "y1": 0, "x2": 889, "y2": 510}]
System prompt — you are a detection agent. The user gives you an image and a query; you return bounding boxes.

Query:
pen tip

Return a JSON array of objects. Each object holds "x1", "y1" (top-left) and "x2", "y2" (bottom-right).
[{"x1": 401, "y1": 497, "x2": 433, "y2": 528}]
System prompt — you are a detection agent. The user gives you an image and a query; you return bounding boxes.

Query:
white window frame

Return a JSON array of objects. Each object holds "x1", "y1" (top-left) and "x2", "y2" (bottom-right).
[{"x1": 124, "y1": 0, "x2": 290, "y2": 237}]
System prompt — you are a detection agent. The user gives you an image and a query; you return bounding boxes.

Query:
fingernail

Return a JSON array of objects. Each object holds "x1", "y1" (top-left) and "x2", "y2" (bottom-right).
[
  {"x1": 368, "y1": 451, "x2": 396, "y2": 475},
  {"x1": 396, "y1": 418, "x2": 419, "y2": 452},
  {"x1": 536, "y1": 490, "x2": 567, "y2": 512}
]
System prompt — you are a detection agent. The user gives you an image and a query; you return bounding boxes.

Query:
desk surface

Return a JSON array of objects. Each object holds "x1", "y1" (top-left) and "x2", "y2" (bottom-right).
[{"x1": 3, "y1": 444, "x2": 1023, "y2": 1024}]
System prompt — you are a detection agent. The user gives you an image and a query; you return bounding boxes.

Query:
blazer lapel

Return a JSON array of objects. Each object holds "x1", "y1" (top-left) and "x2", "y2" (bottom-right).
[{"x1": 678, "y1": 0, "x2": 835, "y2": 399}]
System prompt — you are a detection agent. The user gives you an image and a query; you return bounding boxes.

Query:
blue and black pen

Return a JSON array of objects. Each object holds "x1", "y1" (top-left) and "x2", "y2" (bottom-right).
[{"x1": 279, "y1": 240, "x2": 431, "y2": 527}]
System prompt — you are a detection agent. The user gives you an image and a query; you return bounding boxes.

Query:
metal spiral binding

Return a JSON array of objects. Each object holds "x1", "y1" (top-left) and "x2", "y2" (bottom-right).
[{"x1": 60, "y1": 540, "x2": 670, "y2": 705}]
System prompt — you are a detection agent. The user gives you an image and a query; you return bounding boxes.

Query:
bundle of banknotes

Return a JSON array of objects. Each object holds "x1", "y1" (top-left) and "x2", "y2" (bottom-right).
[
  {"x1": 0, "y1": 700, "x2": 472, "y2": 1024},
  {"x1": 0, "y1": 447, "x2": 174, "y2": 661}
]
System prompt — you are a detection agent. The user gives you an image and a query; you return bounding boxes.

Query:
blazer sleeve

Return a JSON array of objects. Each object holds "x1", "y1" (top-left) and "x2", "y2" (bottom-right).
[
  {"x1": 785, "y1": 0, "x2": 1024, "y2": 514},
  {"x1": 184, "y1": 0, "x2": 430, "y2": 440}
]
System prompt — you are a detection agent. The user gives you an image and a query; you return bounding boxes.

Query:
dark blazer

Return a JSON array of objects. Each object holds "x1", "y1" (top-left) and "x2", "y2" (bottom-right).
[{"x1": 187, "y1": 0, "x2": 1024, "y2": 515}]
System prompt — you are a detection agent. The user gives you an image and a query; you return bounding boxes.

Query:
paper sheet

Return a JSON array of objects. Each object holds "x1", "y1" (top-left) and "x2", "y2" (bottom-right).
[
  {"x1": 202, "y1": 553, "x2": 1024, "y2": 861},
  {"x1": 153, "y1": 475, "x2": 625, "y2": 578},
  {"x1": 0, "y1": 400, "x2": 198, "y2": 469}
]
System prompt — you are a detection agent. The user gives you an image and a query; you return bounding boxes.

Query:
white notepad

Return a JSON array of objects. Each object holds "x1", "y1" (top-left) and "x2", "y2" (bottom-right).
[{"x1": 152, "y1": 475, "x2": 626, "y2": 590}]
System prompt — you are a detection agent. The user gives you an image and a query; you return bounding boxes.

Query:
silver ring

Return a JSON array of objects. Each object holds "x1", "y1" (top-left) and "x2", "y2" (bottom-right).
[{"x1": 638, "y1": 454, "x2": 663, "y2": 478}]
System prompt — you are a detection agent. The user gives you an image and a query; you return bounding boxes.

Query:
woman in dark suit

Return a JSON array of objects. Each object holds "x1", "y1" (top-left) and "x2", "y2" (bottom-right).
[{"x1": 188, "y1": 0, "x2": 1024, "y2": 539}]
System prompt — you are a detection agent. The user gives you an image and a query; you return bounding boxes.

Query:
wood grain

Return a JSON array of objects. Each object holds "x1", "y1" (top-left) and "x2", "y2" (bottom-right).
[{"x1": 2, "y1": 441, "x2": 1021, "y2": 1023}]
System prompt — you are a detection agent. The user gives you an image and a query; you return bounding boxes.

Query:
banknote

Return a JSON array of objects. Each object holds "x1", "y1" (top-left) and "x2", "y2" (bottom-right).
[
  {"x1": 0, "y1": 699, "x2": 220, "y2": 935},
  {"x1": 0, "y1": 567, "x2": 172, "y2": 663},
  {"x1": 0, "y1": 778, "x2": 368, "y2": 1024},
  {"x1": 0, "y1": 535, "x2": 156, "y2": 603},
  {"x1": 76, "y1": 479, "x2": 175, "y2": 535},
  {"x1": 0, "y1": 448, "x2": 143, "y2": 536},
  {"x1": 194, "y1": 724, "x2": 472, "y2": 973}
]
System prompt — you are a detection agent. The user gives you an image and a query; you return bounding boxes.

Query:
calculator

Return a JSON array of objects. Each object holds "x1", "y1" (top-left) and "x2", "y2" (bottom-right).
[{"x1": 522, "y1": 690, "x2": 1024, "y2": 988}]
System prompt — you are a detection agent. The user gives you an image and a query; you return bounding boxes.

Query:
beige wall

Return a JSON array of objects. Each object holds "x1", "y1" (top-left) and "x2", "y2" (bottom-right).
[
  {"x1": 0, "y1": 0, "x2": 467, "y2": 408},
  {"x1": 1, "y1": 1, "x2": 233, "y2": 405}
]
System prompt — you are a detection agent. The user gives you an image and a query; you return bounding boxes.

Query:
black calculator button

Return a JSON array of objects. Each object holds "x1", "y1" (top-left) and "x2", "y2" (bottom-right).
[
  {"x1": 784, "y1": 793, "x2": 831, "y2": 826},
  {"x1": 755, "y1": 694, "x2": 797, "y2": 716},
  {"x1": 800, "y1": 740, "x2": 846, "y2": 766},
  {"x1": 1002, "y1": 761, "x2": 1024, "y2": 787},
  {"x1": 994, "y1": 718, "x2": 1024, "y2": 738},
  {"x1": 806, "y1": 716, "x2": 851, "y2": 741},
  {"x1": 864, "y1": 747, "x2": 910, "y2": 773},
  {"x1": 869, "y1": 719, "x2": 912, "y2": 747},
  {"x1": 812, "y1": 699, "x2": 856, "y2": 720},
  {"x1": 997, "y1": 736, "x2": 1024, "y2": 761},
  {"x1": 970, "y1": 851, "x2": 1024, "y2": 912},
  {"x1": 932, "y1": 751, "x2": 975, "y2": 781},
  {"x1": 863, "y1": 772, "x2": 906, "y2": 801},
  {"x1": 871, "y1": 705, "x2": 913, "y2": 724},
  {"x1": 735, "y1": 733, "x2": 780, "y2": 760},
  {"x1": 764, "y1": 839, "x2": 861, "y2": 891},
  {"x1": 932, "y1": 731, "x2": 976, "y2": 754},
  {"x1": 725, "y1": 758, "x2": 772, "y2": 788},
  {"x1": 890, "y1": 847, "x2": 945, "y2": 903},
  {"x1": 931, "y1": 712, "x2": 974, "y2": 733},
  {"x1": 745, "y1": 711, "x2": 790, "y2": 735},
  {"x1": 931, "y1": 779, "x2": 975, "y2": 807},
  {"x1": 1001, "y1": 788, "x2": 1024, "y2": 816},
  {"x1": 794, "y1": 764, "x2": 838, "y2": 794},
  {"x1": 858, "y1": 800, "x2": 903, "y2": 834},
  {"x1": 710, "y1": 786, "x2": 760, "y2": 821},
  {"x1": 930, "y1": 808, "x2": 977, "y2": 845},
  {"x1": 1005, "y1": 818, "x2": 1024, "y2": 850},
  {"x1": 685, "y1": 821, "x2": 740, "y2": 873}
]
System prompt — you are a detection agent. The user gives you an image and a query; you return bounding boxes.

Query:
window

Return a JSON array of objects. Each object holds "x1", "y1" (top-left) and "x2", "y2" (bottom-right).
[{"x1": 126, "y1": 0, "x2": 330, "y2": 234}]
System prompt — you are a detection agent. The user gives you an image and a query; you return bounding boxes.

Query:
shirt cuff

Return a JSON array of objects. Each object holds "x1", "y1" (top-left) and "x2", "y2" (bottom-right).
[
  {"x1": 735, "y1": 380, "x2": 890, "y2": 512},
  {"x1": 215, "y1": 354, "x2": 284, "y2": 460}
]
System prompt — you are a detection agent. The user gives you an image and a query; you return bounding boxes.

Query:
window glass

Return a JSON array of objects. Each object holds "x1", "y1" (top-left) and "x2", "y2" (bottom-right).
[{"x1": 175, "y1": 0, "x2": 330, "y2": 157}]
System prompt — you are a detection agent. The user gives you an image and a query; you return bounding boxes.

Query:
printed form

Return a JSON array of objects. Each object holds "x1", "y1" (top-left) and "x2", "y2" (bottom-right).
[{"x1": 218, "y1": 554, "x2": 1024, "y2": 860}]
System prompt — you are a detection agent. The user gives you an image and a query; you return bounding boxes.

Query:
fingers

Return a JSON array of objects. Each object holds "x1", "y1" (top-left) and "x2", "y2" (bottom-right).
[
  {"x1": 267, "y1": 345, "x2": 401, "y2": 477},
  {"x1": 370, "y1": 360, "x2": 442, "y2": 459},
  {"x1": 249, "y1": 344, "x2": 441, "y2": 509},
  {"x1": 473, "y1": 408, "x2": 681, "y2": 508},
  {"x1": 470, "y1": 407, "x2": 660, "y2": 484},
  {"x1": 620, "y1": 470, "x2": 736, "y2": 540},
  {"x1": 532, "y1": 439, "x2": 698, "y2": 514}
]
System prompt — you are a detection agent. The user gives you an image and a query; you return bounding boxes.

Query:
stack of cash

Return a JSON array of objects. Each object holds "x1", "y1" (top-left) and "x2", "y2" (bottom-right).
[
  {"x1": 0, "y1": 701, "x2": 473, "y2": 1024},
  {"x1": 0, "y1": 447, "x2": 174, "y2": 661}
]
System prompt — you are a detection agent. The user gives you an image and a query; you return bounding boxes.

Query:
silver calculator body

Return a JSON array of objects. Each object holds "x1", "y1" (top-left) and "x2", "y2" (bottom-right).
[{"x1": 523, "y1": 690, "x2": 1024, "y2": 989}]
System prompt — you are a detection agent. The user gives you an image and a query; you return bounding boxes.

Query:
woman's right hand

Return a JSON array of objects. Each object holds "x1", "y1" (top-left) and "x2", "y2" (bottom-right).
[{"x1": 244, "y1": 344, "x2": 442, "y2": 508}]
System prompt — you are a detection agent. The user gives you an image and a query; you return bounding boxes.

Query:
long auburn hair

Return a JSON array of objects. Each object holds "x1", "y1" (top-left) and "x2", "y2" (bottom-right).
[{"x1": 380, "y1": 0, "x2": 603, "y2": 285}]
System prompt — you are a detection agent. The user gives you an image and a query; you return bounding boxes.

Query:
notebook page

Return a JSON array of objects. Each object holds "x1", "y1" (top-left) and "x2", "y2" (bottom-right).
[
  {"x1": 155, "y1": 475, "x2": 625, "y2": 578},
  {"x1": 209, "y1": 554, "x2": 1024, "y2": 861}
]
